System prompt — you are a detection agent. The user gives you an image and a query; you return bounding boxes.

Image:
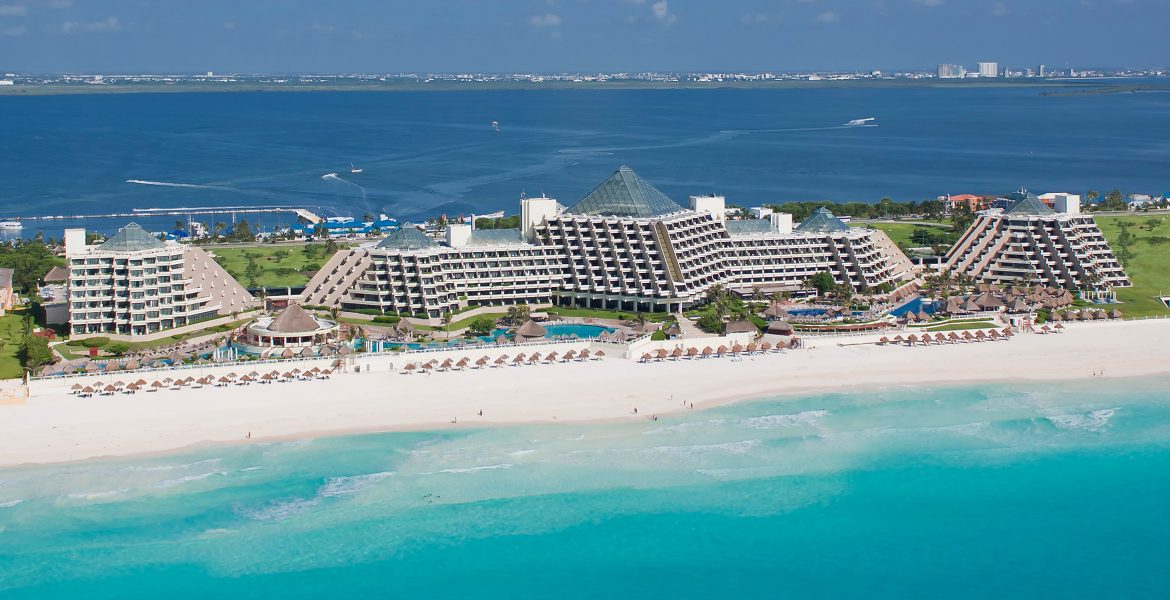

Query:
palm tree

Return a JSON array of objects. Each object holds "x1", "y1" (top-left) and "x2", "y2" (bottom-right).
[
  {"x1": 214, "y1": 222, "x2": 226, "y2": 239},
  {"x1": 441, "y1": 310, "x2": 453, "y2": 340}
]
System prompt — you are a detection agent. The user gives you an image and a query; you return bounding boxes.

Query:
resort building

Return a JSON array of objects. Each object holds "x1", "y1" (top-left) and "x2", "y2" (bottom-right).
[
  {"x1": 942, "y1": 191, "x2": 1130, "y2": 291},
  {"x1": 0, "y1": 268, "x2": 13, "y2": 316},
  {"x1": 63, "y1": 223, "x2": 255, "y2": 336},
  {"x1": 301, "y1": 166, "x2": 909, "y2": 316}
]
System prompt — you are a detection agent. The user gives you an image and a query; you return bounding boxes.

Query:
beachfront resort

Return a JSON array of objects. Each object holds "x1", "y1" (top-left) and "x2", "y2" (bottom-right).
[{"x1": 0, "y1": 166, "x2": 1154, "y2": 407}]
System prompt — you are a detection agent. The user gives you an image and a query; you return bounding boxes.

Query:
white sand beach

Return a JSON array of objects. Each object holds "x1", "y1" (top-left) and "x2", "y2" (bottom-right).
[{"x1": 3, "y1": 319, "x2": 1170, "y2": 467}]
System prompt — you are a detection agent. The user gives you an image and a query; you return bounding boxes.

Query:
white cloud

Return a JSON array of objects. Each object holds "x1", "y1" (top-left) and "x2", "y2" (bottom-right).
[
  {"x1": 529, "y1": 13, "x2": 561, "y2": 27},
  {"x1": 62, "y1": 16, "x2": 119, "y2": 33},
  {"x1": 815, "y1": 10, "x2": 838, "y2": 22},
  {"x1": 48, "y1": 0, "x2": 73, "y2": 8},
  {"x1": 311, "y1": 22, "x2": 335, "y2": 34},
  {"x1": 651, "y1": 0, "x2": 676, "y2": 24},
  {"x1": 223, "y1": 20, "x2": 236, "y2": 30},
  {"x1": 2, "y1": 24, "x2": 26, "y2": 35},
  {"x1": 0, "y1": 4, "x2": 27, "y2": 16},
  {"x1": 990, "y1": 2, "x2": 1010, "y2": 16}
]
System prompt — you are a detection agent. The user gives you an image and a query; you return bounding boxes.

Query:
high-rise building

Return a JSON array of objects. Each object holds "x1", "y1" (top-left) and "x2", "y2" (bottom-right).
[
  {"x1": 63, "y1": 223, "x2": 255, "y2": 336},
  {"x1": 301, "y1": 166, "x2": 911, "y2": 316},
  {"x1": 978, "y1": 62, "x2": 999, "y2": 78},
  {"x1": 943, "y1": 191, "x2": 1129, "y2": 290},
  {"x1": 1038, "y1": 64, "x2": 1046, "y2": 77},
  {"x1": 937, "y1": 64, "x2": 965, "y2": 79}
]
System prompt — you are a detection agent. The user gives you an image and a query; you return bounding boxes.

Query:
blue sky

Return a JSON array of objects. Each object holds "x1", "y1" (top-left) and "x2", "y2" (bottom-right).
[{"x1": 0, "y1": 0, "x2": 1166, "y2": 73}]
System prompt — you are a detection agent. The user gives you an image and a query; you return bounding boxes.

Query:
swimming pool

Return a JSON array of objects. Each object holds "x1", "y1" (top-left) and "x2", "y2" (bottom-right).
[
  {"x1": 786, "y1": 308, "x2": 864, "y2": 317},
  {"x1": 889, "y1": 297, "x2": 938, "y2": 317},
  {"x1": 364, "y1": 324, "x2": 616, "y2": 352}
]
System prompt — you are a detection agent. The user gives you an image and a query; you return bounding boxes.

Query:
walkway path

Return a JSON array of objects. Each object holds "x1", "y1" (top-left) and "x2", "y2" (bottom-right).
[{"x1": 673, "y1": 312, "x2": 715, "y2": 338}]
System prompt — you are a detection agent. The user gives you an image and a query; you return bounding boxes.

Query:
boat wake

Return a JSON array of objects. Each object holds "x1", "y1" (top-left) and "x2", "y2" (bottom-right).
[{"x1": 125, "y1": 179, "x2": 241, "y2": 191}]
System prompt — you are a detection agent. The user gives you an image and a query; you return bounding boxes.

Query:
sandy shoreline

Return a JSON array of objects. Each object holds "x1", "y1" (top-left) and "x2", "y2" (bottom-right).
[{"x1": 3, "y1": 319, "x2": 1169, "y2": 468}]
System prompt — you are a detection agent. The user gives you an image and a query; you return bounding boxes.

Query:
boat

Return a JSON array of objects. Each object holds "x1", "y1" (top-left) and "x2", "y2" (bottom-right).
[
  {"x1": 491, "y1": 121, "x2": 500, "y2": 132},
  {"x1": 350, "y1": 163, "x2": 363, "y2": 174},
  {"x1": 321, "y1": 173, "x2": 339, "y2": 180},
  {"x1": 845, "y1": 117, "x2": 877, "y2": 126},
  {"x1": 0, "y1": 220, "x2": 22, "y2": 230}
]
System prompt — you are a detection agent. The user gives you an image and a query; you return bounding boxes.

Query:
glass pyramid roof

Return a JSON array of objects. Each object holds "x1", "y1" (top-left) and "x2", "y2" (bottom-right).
[
  {"x1": 99, "y1": 223, "x2": 166, "y2": 252},
  {"x1": 376, "y1": 226, "x2": 436, "y2": 250},
  {"x1": 795, "y1": 208, "x2": 849, "y2": 233},
  {"x1": 563, "y1": 166, "x2": 683, "y2": 218},
  {"x1": 1003, "y1": 189, "x2": 1055, "y2": 216}
]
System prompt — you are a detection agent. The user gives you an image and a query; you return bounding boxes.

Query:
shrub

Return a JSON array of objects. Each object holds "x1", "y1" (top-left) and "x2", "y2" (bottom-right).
[
  {"x1": 372, "y1": 315, "x2": 401, "y2": 324},
  {"x1": 106, "y1": 342, "x2": 131, "y2": 357},
  {"x1": 81, "y1": 337, "x2": 109, "y2": 348},
  {"x1": 696, "y1": 314, "x2": 725, "y2": 334},
  {"x1": 650, "y1": 330, "x2": 667, "y2": 341}
]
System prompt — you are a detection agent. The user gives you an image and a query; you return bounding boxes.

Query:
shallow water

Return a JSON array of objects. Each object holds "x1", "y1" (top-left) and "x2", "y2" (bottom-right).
[{"x1": 2, "y1": 376, "x2": 1169, "y2": 597}]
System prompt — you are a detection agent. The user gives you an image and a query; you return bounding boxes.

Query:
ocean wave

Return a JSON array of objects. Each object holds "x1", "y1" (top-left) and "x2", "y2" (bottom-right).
[
  {"x1": 421, "y1": 463, "x2": 513, "y2": 475},
  {"x1": 320, "y1": 471, "x2": 394, "y2": 498},
  {"x1": 152, "y1": 471, "x2": 228, "y2": 489},
  {"x1": 1046, "y1": 408, "x2": 1118, "y2": 433},
  {"x1": 126, "y1": 458, "x2": 223, "y2": 473},
  {"x1": 0, "y1": 499, "x2": 23, "y2": 509},
  {"x1": 739, "y1": 410, "x2": 829, "y2": 429},
  {"x1": 237, "y1": 470, "x2": 396, "y2": 521},
  {"x1": 64, "y1": 489, "x2": 127, "y2": 501}
]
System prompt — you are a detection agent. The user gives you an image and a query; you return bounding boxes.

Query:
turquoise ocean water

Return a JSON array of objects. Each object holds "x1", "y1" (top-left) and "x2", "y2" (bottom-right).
[{"x1": 3, "y1": 377, "x2": 1169, "y2": 598}]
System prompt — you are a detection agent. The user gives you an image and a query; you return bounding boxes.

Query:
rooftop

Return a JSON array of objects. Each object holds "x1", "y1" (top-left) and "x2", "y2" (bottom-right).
[
  {"x1": 563, "y1": 166, "x2": 683, "y2": 218},
  {"x1": 376, "y1": 226, "x2": 436, "y2": 250},
  {"x1": 264, "y1": 303, "x2": 330, "y2": 334},
  {"x1": 725, "y1": 219, "x2": 774, "y2": 236},
  {"x1": 99, "y1": 223, "x2": 166, "y2": 252},
  {"x1": 795, "y1": 207, "x2": 849, "y2": 233},
  {"x1": 467, "y1": 229, "x2": 523, "y2": 246},
  {"x1": 1003, "y1": 189, "x2": 1055, "y2": 216}
]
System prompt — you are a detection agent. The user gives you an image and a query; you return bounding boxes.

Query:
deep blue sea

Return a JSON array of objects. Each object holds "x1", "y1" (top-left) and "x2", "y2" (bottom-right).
[
  {"x1": 3, "y1": 377, "x2": 1170, "y2": 598},
  {"x1": 2, "y1": 85, "x2": 1170, "y2": 237}
]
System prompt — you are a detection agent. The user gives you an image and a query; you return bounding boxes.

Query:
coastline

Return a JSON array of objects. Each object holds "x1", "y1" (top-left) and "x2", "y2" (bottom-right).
[{"x1": 3, "y1": 319, "x2": 1169, "y2": 468}]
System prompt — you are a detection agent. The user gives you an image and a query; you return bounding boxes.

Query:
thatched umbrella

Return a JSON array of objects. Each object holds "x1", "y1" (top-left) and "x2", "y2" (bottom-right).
[
  {"x1": 515, "y1": 320, "x2": 547, "y2": 339},
  {"x1": 546, "y1": 351, "x2": 559, "y2": 362},
  {"x1": 1109, "y1": 308, "x2": 1123, "y2": 319},
  {"x1": 933, "y1": 333, "x2": 946, "y2": 343},
  {"x1": 512, "y1": 355, "x2": 526, "y2": 365},
  {"x1": 961, "y1": 331, "x2": 974, "y2": 341},
  {"x1": 1050, "y1": 312, "x2": 1063, "y2": 322},
  {"x1": 892, "y1": 335, "x2": 904, "y2": 343},
  {"x1": 126, "y1": 383, "x2": 139, "y2": 393},
  {"x1": 760, "y1": 341, "x2": 773, "y2": 352},
  {"x1": 671, "y1": 347, "x2": 685, "y2": 359},
  {"x1": 528, "y1": 353, "x2": 541, "y2": 364},
  {"x1": 975, "y1": 330, "x2": 988, "y2": 340},
  {"x1": 878, "y1": 336, "x2": 890, "y2": 345},
  {"x1": 101, "y1": 384, "x2": 117, "y2": 394},
  {"x1": 745, "y1": 342, "x2": 758, "y2": 354},
  {"x1": 456, "y1": 357, "x2": 470, "y2": 369},
  {"x1": 421, "y1": 363, "x2": 434, "y2": 372},
  {"x1": 70, "y1": 383, "x2": 84, "y2": 393},
  {"x1": 123, "y1": 358, "x2": 141, "y2": 370},
  {"x1": 440, "y1": 358, "x2": 454, "y2": 370},
  {"x1": 989, "y1": 329, "x2": 1001, "y2": 339},
  {"x1": 564, "y1": 350, "x2": 577, "y2": 361},
  {"x1": 947, "y1": 332, "x2": 960, "y2": 343},
  {"x1": 731, "y1": 343, "x2": 744, "y2": 354},
  {"x1": 701, "y1": 346, "x2": 713, "y2": 357},
  {"x1": 1053, "y1": 323, "x2": 1064, "y2": 331},
  {"x1": 404, "y1": 363, "x2": 417, "y2": 373},
  {"x1": 476, "y1": 357, "x2": 490, "y2": 368},
  {"x1": 81, "y1": 385, "x2": 95, "y2": 395},
  {"x1": 579, "y1": 349, "x2": 592, "y2": 360},
  {"x1": 906, "y1": 334, "x2": 918, "y2": 346},
  {"x1": 495, "y1": 356, "x2": 508, "y2": 367},
  {"x1": 654, "y1": 349, "x2": 667, "y2": 360},
  {"x1": 686, "y1": 347, "x2": 699, "y2": 358},
  {"x1": 916, "y1": 310, "x2": 930, "y2": 322},
  {"x1": 85, "y1": 361, "x2": 101, "y2": 373},
  {"x1": 1040, "y1": 325, "x2": 1051, "y2": 333}
]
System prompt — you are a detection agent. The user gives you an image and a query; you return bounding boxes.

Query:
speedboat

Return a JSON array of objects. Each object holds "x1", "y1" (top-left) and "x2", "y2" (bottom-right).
[
  {"x1": 846, "y1": 117, "x2": 876, "y2": 126},
  {"x1": 350, "y1": 163, "x2": 363, "y2": 174},
  {"x1": 0, "y1": 220, "x2": 22, "y2": 230}
]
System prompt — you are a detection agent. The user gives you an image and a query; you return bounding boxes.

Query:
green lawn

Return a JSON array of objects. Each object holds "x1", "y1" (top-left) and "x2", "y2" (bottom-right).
[
  {"x1": 546, "y1": 307, "x2": 672, "y2": 322},
  {"x1": 0, "y1": 313, "x2": 27, "y2": 379},
  {"x1": 1096, "y1": 215, "x2": 1170, "y2": 317},
  {"x1": 924, "y1": 320, "x2": 996, "y2": 332},
  {"x1": 55, "y1": 318, "x2": 255, "y2": 360},
  {"x1": 210, "y1": 244, "x2": 338, "y2": 288},
  {"x1": 868, "y1": 222, "x2": 957, "y2": 249}
]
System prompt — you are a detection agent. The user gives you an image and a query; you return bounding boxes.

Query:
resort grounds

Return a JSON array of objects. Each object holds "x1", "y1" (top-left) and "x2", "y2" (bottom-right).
[{"x1": 2, "y1": 318, "x2": 1169, "y2": 467}]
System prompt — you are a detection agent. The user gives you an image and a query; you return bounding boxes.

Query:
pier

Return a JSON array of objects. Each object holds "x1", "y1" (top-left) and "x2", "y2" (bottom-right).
[{"x1": 2, "y1": 205, "x2": 323, "y2": 225}]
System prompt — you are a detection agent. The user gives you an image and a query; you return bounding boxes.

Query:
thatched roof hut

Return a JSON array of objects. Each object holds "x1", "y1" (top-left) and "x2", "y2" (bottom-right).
[{"x1": 515, "y1": 320, "x2": 547, "y2": 339}]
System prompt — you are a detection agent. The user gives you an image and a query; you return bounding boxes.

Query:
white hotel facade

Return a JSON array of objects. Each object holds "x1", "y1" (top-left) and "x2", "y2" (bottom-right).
[
  {"x1": 302, "y1": 166, "x2": 908, "y2": 317},
  {"x1": 64, "y1": 223, "x2": 254, "y2": 336}
]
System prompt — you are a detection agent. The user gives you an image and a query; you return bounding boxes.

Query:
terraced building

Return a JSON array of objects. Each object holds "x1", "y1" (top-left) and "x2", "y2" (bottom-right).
[
  {"x1": 300, "y1": 166, "x2": 909, "y2": 317},
  {"x1": 942, "y1": 191, "x2": 1130, "y2": 290}
]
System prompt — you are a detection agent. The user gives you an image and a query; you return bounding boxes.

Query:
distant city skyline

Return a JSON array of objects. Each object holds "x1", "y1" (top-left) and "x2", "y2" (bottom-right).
[{"x1": 0, "y1": 0, "x2": 1168, "y2": 73}]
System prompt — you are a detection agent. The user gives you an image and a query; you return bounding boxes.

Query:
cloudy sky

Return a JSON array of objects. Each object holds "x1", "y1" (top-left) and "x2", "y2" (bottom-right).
[{"x1": 0, "y1": 0, "x2": 1165, "y2": 73}]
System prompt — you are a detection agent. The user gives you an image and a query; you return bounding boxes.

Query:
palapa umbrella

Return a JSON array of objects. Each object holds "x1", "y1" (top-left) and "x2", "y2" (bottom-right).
[
  {"x1": 961, "y1": 331, "x2": 974, "y2": 341},
  {"x1": 71, "y1": 383, "x2": 83, "y2": 393},
  {"x1": 1041, "y1": 325, "x2": 1051, "y2": 333},
  {"x1": 528, "y1": 353, "x2": 541, "y2": 364},
  {"x1": 975, "y1": 330, "x2": 988, "y2": 339},
  {"x1": 989, "y1": 329, "x2": 1001, "y2": 339},
  {"x1": 150, "y1": 381, "x2": 164, "y2": 390},
  {"x1": 81, "y1": 385, "x2": 95, "y2": 395},
  {"x1": 262, "y1": 372, "x2": 276, "y2": 381},
  {"x1": 760, "y1": 341, "x2": 773, "y2": 351},
  {"x1": 745, "y1": 343, "x2": 757, "y2": 353},
  {"x1": 1002, "y1": 328, "x2": 1014, "y2": 337},
  {"x1": 686, "y1": 347, "x2": 699, "y2": 357},
  {"x1": 947, "y1": 332, "x2": 960, "y2": 343},
  {"x1": 545, "y1": 351, "x2": 558, "y2": 362},
  {"x1": 578, "y1": 349, "x2": 591, "y2": 360},
  {"x1": 716, "y1": 345, "x2": 729, "y2": 355},
  {"x1": 1109, "y1": 309, "x2": 1123, "y2": 319},
  {"x1": 906, "y1": 334, "x2": 918, "y2": 345},
  {"x1": 701, "y1": 346, "x2": 713, "y2": 357},
  {"x1": 126, "y1": 383, "x2": 139, "y2": 393},
  {"x1": 476, "y1": 356, "x2": 490, "y2": 368},
  {"x1": 934, "y1": 333, "x2": 946, "y2": 343},
  {"x1": 512, "y1": 355, "x2": 525, "y2": 365},
  {"x1": 85, "y1": 361, "x2": 101, "y2": 373},
  {"x1": 672, "y1": 347, "x2": 684, "y2": 359},
  {"x1": 1053, "y1": 323, "x2": 1064, "y2": 331},
  {"x1": 123, "y1": 358, "x2": 140, "y2": 370},
  {"x1": 563, "y1": 350, "x2": 577, "y2": 361},
  {"x1": 456, "y1": 357, "x2": 470, "y2": 369},
  {"x1": 103, "y1": 384, "x2": 117, "y2": 394},
  {"x1": 641, "y1": 352, "x2": 654, "y2": 362},
  {"x1": 878, "y1": 336, "x2": 890, "y2": 345},
  {"x1": 494, "y1": 356, "x2": 507, "y2": 366},
  {"x1": 892, "y1": 335, "x2": 904, "y2": 343},
  {"x1": 731, "y1": 343, "x2": 744, "y2": 354},
  {"x1": 654, "y1": 349, "x2": 667, "y2": 360}
]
